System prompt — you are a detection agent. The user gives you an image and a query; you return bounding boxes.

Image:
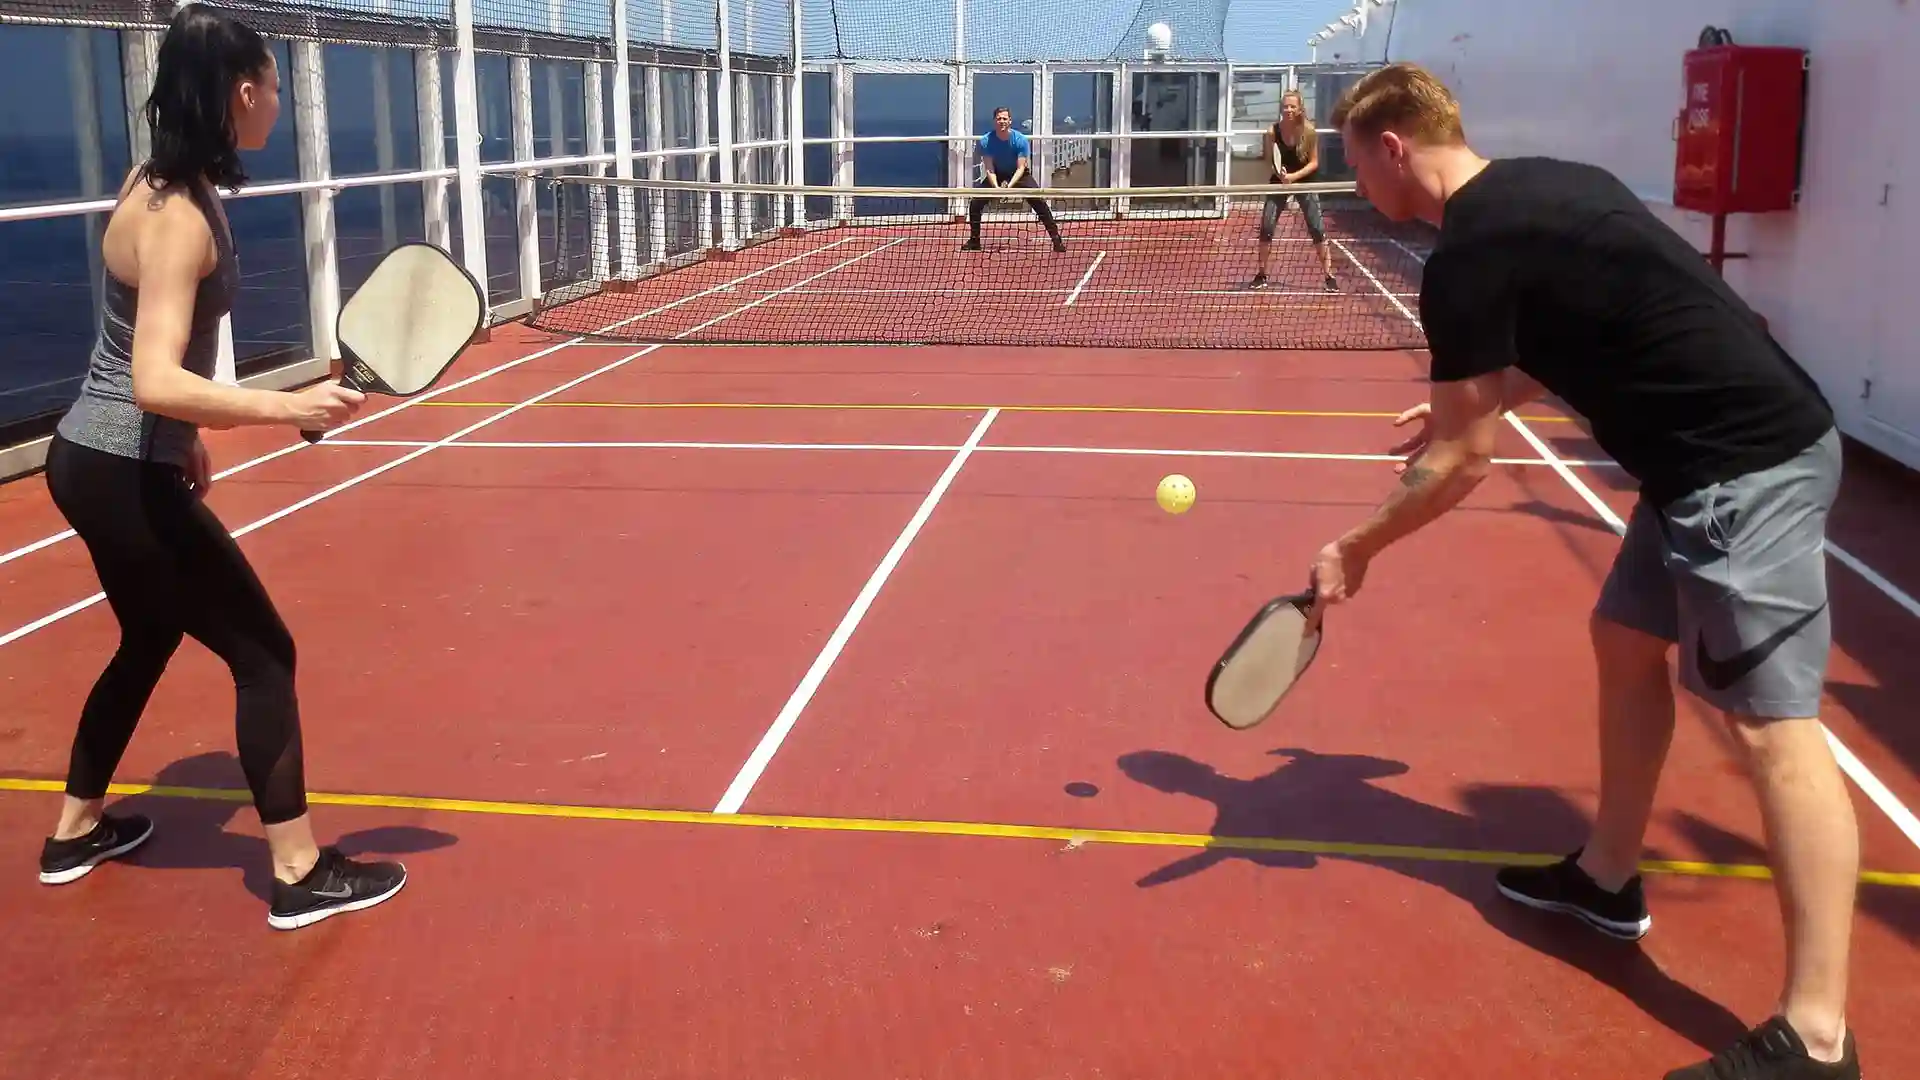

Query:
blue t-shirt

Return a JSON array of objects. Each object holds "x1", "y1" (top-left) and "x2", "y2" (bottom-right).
[{"x1": 978, "y1": 129, "x2": 1030, "y2": 175}]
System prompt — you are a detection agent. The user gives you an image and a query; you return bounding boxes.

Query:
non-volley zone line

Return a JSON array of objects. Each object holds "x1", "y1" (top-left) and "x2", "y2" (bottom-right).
[
  {"x1": 410, "y1": 401, "x2": 1586, "y2": 423},
  {"x1": 1, "y1": 776, "x2": 1915, "y2": 890},
  {"x1": 322, "y1": 438, "x2": 1617, "y2": 468},
  {"x1": 0, "y1": 238, "x2": 910, "y2": 650}
]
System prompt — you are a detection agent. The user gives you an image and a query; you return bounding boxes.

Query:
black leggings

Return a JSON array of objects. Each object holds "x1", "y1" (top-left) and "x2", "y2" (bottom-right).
[{"x1": 44, "y1": 435, "x2": 308, "y2": 825}]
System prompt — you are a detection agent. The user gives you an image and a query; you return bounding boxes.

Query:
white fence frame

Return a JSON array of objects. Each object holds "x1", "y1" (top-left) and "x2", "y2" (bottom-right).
[{"x1": 0, "y1": 4, "x2": 1375, "y2": 463}]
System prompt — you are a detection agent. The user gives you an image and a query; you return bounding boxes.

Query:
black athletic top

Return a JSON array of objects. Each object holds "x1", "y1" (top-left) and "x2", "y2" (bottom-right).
[
  {"x1": 1270, "y1": 121, "x2": 1310, "y2": 182},
  {"x1": 1421, "y1": 156, "x2": 1833, "y2": 505}
]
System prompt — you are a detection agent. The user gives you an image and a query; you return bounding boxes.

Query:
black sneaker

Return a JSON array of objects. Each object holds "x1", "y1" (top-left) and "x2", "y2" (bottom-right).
[
  {"x1": 1051, "y1": 237, "x2": 1066, "y2": 252},
  {"x1": 1664, "y1": 1016, "x2": 1860, "y2": 1079},
  {"x1": 268, "y1": 845, "x2": 407, "y2": 931},
  {"x1": 1493, "y1": 849, "x2": 1651, "y2": 940},
  {"x1": 1322, "y1": 273, "x2": 1339, "y2": 293},
  {"x1": 1248, "y1": 272, "x2": 1269, "y2": 289},
  {"x1": 39, "y1": 812, "x2": 154, "y2": 884},
  {"x1": 961, "y1": 237, "x2": 982, "y2": 251}
]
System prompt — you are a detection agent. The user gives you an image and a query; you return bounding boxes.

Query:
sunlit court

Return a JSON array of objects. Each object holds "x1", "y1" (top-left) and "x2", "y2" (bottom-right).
[{"x1": 2, "y1": 0, "x2": 1919, "y2": 1076}]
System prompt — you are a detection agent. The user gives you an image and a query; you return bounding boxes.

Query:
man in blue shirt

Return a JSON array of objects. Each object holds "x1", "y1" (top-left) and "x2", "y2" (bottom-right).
[{"x1": 963, "y1": 107, "x2": 1066, "y2": 252}]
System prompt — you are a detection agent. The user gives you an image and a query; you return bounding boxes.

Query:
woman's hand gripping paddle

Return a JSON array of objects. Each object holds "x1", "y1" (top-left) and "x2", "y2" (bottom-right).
[{"x1": 303, "y1": 243, "x2": 486, "y2": 444}]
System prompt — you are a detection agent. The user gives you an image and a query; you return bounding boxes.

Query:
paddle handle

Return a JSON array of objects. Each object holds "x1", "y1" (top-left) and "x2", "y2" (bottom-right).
[{"x1": 299, "y1": 365, "x2": 361, "y2": 445}]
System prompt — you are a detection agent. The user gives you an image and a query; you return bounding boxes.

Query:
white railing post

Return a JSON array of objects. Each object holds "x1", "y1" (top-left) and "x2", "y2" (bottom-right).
[
  {"x1": 695, "y1": 66, "x2": 713, "y2": 245},
  {"x1": 68, "y1": 29, "x2": 106, "y2": 316},
  {"x1": 831, "y1": 62, "x2": 852, "y2": 220},
  {"x1": 291, "y1": 41, "x2": 340, "y2": 366},
  {"x1": 417, "y1": 51, "x2": 451, "y2": 249},
  {"x1": 787, "y1": 0, "x2": 804, "y2": 225},
  {"x1": 450, "y1": 0, "x2": 490, "y2": 304},
  {"x1": 611, "y1": 0, "x2": 639, "y2": 281},
  {"x1": 370, "y1": 51, "x2": 399, "y2": 248},
  {"x1": 646, "y1": 65, "x2": 667, "y2": 264},
  {"x1": 734, "y1": 70, "x2": 752, "y2": 232},
  {"x1": 1114, "y1": 62, "x2": 1130, "y2": 214},
  {"x1": 584, "y1": 59, "x2": 609, "y2": 282},
  {"x1": 122, "y1": 29, "x2": 158, "y2": 163},
  {"x1": 715, "y1": 0, "x2": 737, "y2": 249},
  {"x1": 511, "y1": 56, "x2": 539, "y2": 305}
]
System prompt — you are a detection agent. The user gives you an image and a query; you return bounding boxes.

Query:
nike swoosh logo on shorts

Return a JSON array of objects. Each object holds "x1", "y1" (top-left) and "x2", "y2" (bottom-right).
[{"x1": 1694, "y1": 602, "x2": 1827, "y2": 692}]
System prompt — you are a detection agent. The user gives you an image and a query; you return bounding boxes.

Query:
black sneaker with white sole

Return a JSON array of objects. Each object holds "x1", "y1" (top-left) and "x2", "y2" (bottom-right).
[
  {"x1": 39, "y1": 811, "x2": 154, "y2": 884},
  {"x1": 1664, "y1": 1016, "x2": 1860, "y2": 1080},
  {"x1": 1493, "y1": 849, "x2": 1651, "y2": 940},
  {"x1": 268, "y1": 845, "x2": 407, "y2": 931}
]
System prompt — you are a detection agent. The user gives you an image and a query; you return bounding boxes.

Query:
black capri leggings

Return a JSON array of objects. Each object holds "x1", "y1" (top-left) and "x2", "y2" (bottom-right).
[{"x1": 44, "y1": 435, "x2": 308, "y2": 825}]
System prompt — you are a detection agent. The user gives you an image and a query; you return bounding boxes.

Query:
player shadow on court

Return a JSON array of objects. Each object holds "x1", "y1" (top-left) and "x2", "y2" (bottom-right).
[
  {"x1": 1664, "y1": 806, "x2": 1920, "y2": 950},
  {"x1": 1114, "y1": 746, "x2": 1752, "y2": 1052},
  {"x1": 102, "y1": 751, "x2": 459, "y2": 903}
]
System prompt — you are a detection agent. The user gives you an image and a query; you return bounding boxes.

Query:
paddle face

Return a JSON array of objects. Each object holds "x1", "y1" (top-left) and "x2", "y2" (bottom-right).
[
  {"x1": 1205, "y1": 588, "x2": 1323, "y2": 730},
  {"x1": 303, "y1": 243, "x2": 484, "y2": 443}
]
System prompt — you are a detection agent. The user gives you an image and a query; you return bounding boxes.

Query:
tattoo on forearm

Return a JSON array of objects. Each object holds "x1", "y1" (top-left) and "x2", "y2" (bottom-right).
[{"x1": 1399, "y1": 463, "x2": 1437, "y2": 489}]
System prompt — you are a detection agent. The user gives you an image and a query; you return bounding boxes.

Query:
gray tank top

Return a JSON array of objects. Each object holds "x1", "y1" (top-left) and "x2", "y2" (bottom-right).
[{"x1": 56, "y1": 177, "x2": 239, "y2": 468}]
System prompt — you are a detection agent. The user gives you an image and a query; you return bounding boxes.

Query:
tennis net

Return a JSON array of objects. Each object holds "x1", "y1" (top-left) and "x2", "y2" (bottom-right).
[{"x1": 528, "y1": 177, "x2": 1435, "y2": 351}]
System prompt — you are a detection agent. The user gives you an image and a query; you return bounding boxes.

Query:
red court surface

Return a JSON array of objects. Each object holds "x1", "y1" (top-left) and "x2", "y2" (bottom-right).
[{"x1": 3, "y1": 319, "x2": 1920, "y2": 1079}]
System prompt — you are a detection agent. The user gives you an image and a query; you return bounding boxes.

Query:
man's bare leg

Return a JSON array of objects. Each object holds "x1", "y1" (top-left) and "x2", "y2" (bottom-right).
[{"x1": 1727, "y1": 712, "x2": 1859, "y2": 1063}]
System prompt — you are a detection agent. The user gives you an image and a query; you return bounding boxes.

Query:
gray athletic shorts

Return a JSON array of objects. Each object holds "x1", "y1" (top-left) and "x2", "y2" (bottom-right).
[{"x1": 1594, "y1": 427, "x2": 1841, "y2": 719}]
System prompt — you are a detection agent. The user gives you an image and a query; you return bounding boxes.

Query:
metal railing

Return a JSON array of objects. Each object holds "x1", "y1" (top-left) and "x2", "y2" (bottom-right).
[{"x1": 0, "y1": 3, "x2": 1377, "y2": 438}]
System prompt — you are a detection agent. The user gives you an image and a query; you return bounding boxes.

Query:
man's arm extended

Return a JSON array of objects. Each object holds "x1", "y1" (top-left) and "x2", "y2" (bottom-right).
[{"x1": 1336, "y1": 371, "x2": 1507, "y2": 561}]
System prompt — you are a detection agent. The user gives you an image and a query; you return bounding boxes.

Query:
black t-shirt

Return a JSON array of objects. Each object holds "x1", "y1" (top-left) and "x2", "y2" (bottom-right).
[{"x1": 1421, "y1": 156, "x2": 1833, "y2": 505}]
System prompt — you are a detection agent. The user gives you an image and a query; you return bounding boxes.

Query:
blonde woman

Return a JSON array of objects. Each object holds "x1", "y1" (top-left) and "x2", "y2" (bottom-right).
[{"x1": 1251, "y1": 89, "x2": 1337, "y2": 293}]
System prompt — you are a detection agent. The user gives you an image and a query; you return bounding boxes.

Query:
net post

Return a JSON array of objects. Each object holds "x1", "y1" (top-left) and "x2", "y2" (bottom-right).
[
  {"x1": 694, "y1": 70, "x2": 715, "y2": 250},
  {"x1": 947, "y1": 0, "x2": 967, "y2": 221},
  {"x1": 831, "y1": 63, "x2": 852, "y2": 221},
  {"x1": 290, "y1": 40, "x2": 342, "y2": 373},
  {"x1": 787, "y1": 0, "x2": 805, "y2": 227},
  {"x1": 449, "y1": 0, "x2": 491, "y2": 333},
  {"x1": 583, "y1": 59, "x2": 610, "y2": 285},
  {"x1": 1113, "y1": 63, "x2": 1131, "y2": 216},
  {"x1": 610, "y1": 0, "x2": 641, "y2": 286},
  {"x1": 645, "y1": 65, "x2": 667, "y2": 267},
  {"x1": 511, "y1": 56, "x2": 541, "y2": 308},
  {"x1": 715, "y1": 0, "x2": 738, "y2": 253},
  {"x1": 549, "y1": 176, "x2": 572, "y2": 304}
]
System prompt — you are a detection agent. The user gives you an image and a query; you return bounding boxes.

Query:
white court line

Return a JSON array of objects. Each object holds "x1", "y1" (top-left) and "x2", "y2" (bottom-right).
[
  {"x1": 711, "y1": 408, "x2": 1001, "y2": 815},
  {"x1": 321, "y1": 437, "x2": 1616, "y2": 468},
  {"x1": 0, "y1": 238, "x2": 903, "y2": 652},
  {"x1": 1350, "y1": 236, "x2": 1920, "y2": 853},
  {"x1": 0, "y1": 236, "x2": 868, "y2": 572},
  {"x1": 1063, "y1": 252, "x2": 1108, "y2": 306},
  {"x1": 652, "y1": 286, "x2": 1421, "y2": 298},
  {"x1": 330, "y1": 439, "x2": 962, "y2": 453}
]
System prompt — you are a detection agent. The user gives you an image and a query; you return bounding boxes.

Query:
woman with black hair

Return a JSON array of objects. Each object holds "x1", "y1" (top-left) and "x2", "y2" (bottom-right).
[{"x1": 37, "y1": 1, "x2": 407, "y2": 930}]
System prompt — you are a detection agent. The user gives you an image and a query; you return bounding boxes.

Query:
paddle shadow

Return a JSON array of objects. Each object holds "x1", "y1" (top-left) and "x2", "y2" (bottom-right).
[
  {"x1": 107, "y1": 752, "x2": 459, "y2": 902},
  {"x1": 1115, "y1": 746, "x2": 1750, "y2": 1052}
]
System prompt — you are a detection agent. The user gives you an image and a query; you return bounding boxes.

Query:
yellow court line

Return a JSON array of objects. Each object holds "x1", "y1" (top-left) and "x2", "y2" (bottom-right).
[
  {"x1": 4, "y1": 777, "x2": 1914, "y2": 888},
  {"x1": 415, "y1": 400, "x2": 1579, "y2": 423}
]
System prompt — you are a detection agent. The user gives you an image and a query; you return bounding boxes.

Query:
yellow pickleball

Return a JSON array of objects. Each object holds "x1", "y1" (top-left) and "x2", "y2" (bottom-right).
[{"x1": 1156, "y1": 473, "x2": 1195, "y2": 514}]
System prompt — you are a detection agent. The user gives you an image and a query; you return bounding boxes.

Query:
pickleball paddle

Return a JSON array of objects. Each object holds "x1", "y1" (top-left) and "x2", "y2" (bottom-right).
[{"x1": 303, "y1": 242, "x2": 486, "y2": 444}]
